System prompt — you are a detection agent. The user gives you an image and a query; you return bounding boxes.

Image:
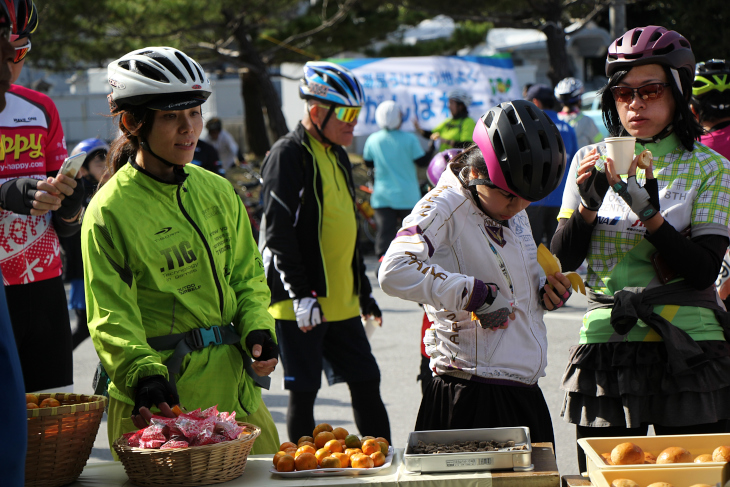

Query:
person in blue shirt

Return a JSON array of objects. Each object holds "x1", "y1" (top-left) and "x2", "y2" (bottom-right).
[
  {"x1": 524, "y1": 84, "x2": 578, "y2": 246},
  {"x1": 0, "y1": 1, "x2": 29, "y2": 484},
  {"x1": 363, "y1": 100, "x2": 434, "y2": 259}
]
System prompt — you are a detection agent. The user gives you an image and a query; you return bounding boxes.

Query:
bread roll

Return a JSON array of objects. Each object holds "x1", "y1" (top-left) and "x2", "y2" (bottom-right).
[
  {"x1": 644, "y1": 451, "x2": 657, "y2": 464},
  {"x1": 694, "y1": 453, "x2": 713, "y2": 463},
  {"x1": 611, "y1": 442, "x2": 644, "y2": 465},
  {"x1": 612, "y1": 480, "x2": 640, "y2": 487},
  {"x1": 656, "y1": 446, "x2": 692, "y2": 464},
  {"x1": 712, "y1": 445, "x2": 730, "y2": 462},
  {"x1": 637, "y1": 149, "x2": 653, "y2": 169},
  {"x1": 647, "y1": 483, "x2": 674, "y2": 487},
  {"x1": 689, "y1": 484, "x2": 714, "y2": 487},
  {"x1": 601, "y1": 452, "x2": 614, "y2": 465}
]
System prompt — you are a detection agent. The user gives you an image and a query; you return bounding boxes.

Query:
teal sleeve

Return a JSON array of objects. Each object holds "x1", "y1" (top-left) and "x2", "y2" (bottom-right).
[
  {"x1": 410, "y1": 133, "x2": 425, "y2": 160},
  {"x1": 81, "y1": 203, "x2": 168, "y2": 400}
]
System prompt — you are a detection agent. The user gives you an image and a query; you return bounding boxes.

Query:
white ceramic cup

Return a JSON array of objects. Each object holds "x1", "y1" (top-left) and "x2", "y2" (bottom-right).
[{"x1": 604, "y1": 137, "x2": 637, "y2": 174}]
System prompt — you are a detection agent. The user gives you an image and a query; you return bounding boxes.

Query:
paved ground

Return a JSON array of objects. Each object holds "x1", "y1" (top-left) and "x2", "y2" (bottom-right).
[{"x1": 72, "y1": 254, "x2": 586, "y2": 476}]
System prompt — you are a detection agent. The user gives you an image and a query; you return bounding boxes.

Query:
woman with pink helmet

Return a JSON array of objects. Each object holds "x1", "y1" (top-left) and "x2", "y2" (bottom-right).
[
  {"x1": 380, "y1": 100, "x2": 572, "y2": 441},
  {"x1": 553, "y1": 26, "x2": 730, "y2": 471}
]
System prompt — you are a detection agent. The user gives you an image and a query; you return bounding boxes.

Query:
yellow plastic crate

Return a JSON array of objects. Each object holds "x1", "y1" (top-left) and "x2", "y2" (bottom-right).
[
  {"x1": 590, "y1": 465, "x2": 724, "y2": 487},
  {"x1": 577, "y1": 433, "x2": 730, "y2": 476}
]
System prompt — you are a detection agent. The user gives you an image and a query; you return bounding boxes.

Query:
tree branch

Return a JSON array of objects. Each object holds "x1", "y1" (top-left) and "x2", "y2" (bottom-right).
[{"x1": 261, "y1": 0, "x2": 357, "y2": 58}]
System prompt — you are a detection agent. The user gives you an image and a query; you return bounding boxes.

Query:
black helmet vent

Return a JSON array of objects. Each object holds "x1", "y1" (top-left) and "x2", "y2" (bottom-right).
[
  {"x1": 132, "y1": 61, "x2": 170, "y2": 83},
  {"x1": 175, "y1": 52, "x2": 197, "y2": 81}
]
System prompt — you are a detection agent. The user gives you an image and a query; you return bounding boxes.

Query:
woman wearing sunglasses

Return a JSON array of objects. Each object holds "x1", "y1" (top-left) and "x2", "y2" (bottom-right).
[
  {"x1": 0, "y1": 0, "x2": 84, "y2": 396},
  {"x1": 553, "y1": 26, "x2": 730, "y2": 472}
]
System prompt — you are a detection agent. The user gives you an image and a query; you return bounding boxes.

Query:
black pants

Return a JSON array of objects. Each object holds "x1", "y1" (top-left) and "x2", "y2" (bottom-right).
[
  {"x1": 416, "y1": 375, "x2": 555, "y2": 446},
  {"x1": 575, "y1": 420, "x2": 730, "y2": 473},
  {"x1": 6, "y1": 276, "x2": 73, "y2": 391},
  {"x1": 525, "y1": 206, "x2": 560, "y2": 247},
  {"x1": 374, "y1": 208, "x2": 411, "y2": 258}
]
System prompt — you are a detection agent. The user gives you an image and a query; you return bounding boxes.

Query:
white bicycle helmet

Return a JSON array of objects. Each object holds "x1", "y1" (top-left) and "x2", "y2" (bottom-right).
[
  {"x1": 107, "y1": 46, "x2": 211, "y2": 112},
  {"x1": 375, "y1": 100, "x2": 402, "y2": 130},
  {"x1": 448, "y1": 89, "x2": 472, "y2": 107},
  {"x1": 554, "y1": 77, "x2": 584, "y2": 105}
]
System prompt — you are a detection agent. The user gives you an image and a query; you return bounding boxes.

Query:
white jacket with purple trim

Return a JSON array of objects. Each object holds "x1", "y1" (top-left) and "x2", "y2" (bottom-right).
[{"x1": 378, "y1": 165, "x2": 548, "y2": 385}]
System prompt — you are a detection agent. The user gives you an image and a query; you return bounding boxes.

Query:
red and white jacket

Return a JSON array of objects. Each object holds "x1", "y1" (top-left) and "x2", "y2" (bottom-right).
[
  {"x1": 378, "y1": 165, "x2": 548, "y2": 386},
  {"x1": 0, "y1": 85, "x2": 66, "y2": 285}
]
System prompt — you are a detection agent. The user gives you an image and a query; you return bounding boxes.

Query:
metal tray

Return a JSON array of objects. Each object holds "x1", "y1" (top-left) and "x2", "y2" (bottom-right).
[{"x1": 403, "y1": 426, "x2": 533, "y2": 473}]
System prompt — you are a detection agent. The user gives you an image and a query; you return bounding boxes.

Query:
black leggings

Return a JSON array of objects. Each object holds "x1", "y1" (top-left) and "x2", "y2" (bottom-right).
[
  {"x1": 576, "y1": 420, "x2": 730, "y2": 473},
  {"x1": 286, "y1": 380, "x2": 391, "y2": 445}
]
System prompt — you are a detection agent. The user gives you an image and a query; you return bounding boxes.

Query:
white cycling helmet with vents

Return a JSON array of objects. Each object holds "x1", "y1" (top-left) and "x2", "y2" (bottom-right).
[
  {"x1": 375, "y1": 100, "x2": 402, "y2": 130},
  {"x1": 107, "y1": 46, "x2": 212, "y2": 112},
  {"x1": 447, "y1": 89, "x2": 472, "y2": 107}
]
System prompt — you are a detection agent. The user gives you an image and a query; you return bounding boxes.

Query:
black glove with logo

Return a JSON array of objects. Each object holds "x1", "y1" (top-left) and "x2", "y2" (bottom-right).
[
  {"x1": 132, "y1": 375, "x2": 179, "y2": 416},
  {"x1": 359, "y1": 293, "x2": 382, "y2": 318},
  {"x1": 578, "y1": 167, "x2": 610, "y2": 211},
  {"x1": 245, "y1": 330, "x2": 279, "y2": 361},
  {"x1": 0, "y1": 178, "x2": 38, "y2": 215},
  {"x1": 54, "y1": 178, "x2": 84, "y2": 220}
]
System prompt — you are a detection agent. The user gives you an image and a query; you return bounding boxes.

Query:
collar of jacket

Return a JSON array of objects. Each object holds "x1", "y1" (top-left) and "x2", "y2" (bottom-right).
[{"x1": 130, "y1": 158, "x2": 189, "y2": 185}]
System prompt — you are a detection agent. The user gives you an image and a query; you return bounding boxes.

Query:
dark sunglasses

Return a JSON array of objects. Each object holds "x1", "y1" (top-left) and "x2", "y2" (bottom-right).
[
  {"x1": 610, "y1": 83, "x2": 671, "y2": 104},
  {"x1": 13, "y1": 39, "x2": 31, "y2": 64}
]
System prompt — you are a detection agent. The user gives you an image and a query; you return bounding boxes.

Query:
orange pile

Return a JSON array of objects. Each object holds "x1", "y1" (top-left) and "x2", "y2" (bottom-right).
[
  {"x1": 26, "y1": 394, "x2": 61, "y2": 409},
  {"x1": 273, "y1": 423, "x2": 390, "y2": 472}
]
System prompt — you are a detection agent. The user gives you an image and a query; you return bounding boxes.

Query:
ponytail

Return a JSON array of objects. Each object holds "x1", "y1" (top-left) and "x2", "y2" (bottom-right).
[{"x1": 100, "y1": 107, "x2": 153, "y2": 188}]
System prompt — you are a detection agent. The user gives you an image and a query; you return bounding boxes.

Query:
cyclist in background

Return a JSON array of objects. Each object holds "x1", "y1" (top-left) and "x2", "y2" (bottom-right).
[
  {"x1": 364, "y1": 100, "x2": 433, "y2": 261},
  {"x1": 690, "y1": 59, "x2": 730, "y2": 309},
  {"x1": 414, "y1": 89, "x2": 476, "y2": 152},
  {"x1": 524, "y1": 84, "x2": 578, "y2": 246},
  {"x1": 555, "y1": 77, "x2": 604, "y2": 148},
  {"x1": 60, "y1": 138, "x2": 109, "y2": 349},
  {"x1": 259, "y1": 61, "x2": 390, "y2": 444}
]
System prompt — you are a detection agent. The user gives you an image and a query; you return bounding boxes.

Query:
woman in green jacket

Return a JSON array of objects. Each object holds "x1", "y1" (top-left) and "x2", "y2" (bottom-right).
[{"x1": 81, "y1": 47, "x2": 280, "y2": 455}]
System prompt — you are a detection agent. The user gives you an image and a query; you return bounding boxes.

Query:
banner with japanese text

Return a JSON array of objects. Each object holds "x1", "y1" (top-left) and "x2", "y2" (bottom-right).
[{"x1": 336, "y1": 54, "x2": 519, "y2": 136}]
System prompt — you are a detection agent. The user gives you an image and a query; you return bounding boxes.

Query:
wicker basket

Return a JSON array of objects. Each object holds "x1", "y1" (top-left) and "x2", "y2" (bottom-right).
[
  {"x1": 113, "y1": 421, "x2": 260, "y2": 487},
  {"x1": 25, "y1": 392, "x2": 107, "y2": 487}
]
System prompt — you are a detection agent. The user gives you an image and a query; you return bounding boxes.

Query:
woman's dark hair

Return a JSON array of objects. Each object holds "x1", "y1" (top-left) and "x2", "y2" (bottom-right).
[
  {"x1": 102, "y1": 107, "x2": 155, "y2": 187},
  {"x1": 600, "y1": 65, "x2": 702, "y2": 151},
  {"x1": 690, "y1": 91, "x2": 730, "y2": 124},
  {"x1": 449, "y1": 145, "x2": 485, "y2": 182}
]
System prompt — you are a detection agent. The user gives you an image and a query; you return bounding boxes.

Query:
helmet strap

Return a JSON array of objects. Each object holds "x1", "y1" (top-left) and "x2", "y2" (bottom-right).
[
  {"x1": 635, "y1": 123, "x2": 674, "y2": 145},
  {"x1": 139, "y1": 137, "x2": 178, "y2": 168},
  {"x1": 311, "y1": 104, "x2": 336, "y2": 146}
]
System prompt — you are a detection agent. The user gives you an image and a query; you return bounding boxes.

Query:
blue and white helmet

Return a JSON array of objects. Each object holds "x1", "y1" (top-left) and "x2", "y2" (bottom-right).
[
  {"x1": 299, "y1": 61, "x2": 364, "y2": 107},
  {"x1": 71, "y1": 138, "x2": 110, "y2": 168},
  {"x1": 554, "y1": 77, "x2": 584, "y2": 105}
]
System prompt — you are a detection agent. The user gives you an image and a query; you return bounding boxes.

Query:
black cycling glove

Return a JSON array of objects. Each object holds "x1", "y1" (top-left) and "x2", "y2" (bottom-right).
[
  {"x1": 0, "y1": 178, "x2": 38, "y2": 215},
  {"x1": 132, "y1": 375, "x2": 179, "y2": 416},
  {"x1": 359, "y1": 293, "x2": 382, "y2": 318},
  {"x1": 54, "y1": 178, "x2": 84, "y2": 220},
  {"x1": 245, "y1": 330, "x2": 279, "y2": 361},
  {"x1": 578, "y1": 167, "x2": 610, "y2": 211}
]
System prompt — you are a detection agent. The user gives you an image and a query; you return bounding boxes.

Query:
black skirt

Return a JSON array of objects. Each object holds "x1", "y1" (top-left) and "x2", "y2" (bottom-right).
[
  {"x1": 416, "y1": 374, "x2": 555, "y2": 445},
  {"x1": 561, "y1": 341, "x2": 730, "y2": 428}
]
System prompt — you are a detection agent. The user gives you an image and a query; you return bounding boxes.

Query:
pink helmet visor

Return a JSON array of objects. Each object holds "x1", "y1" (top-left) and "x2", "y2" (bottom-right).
[{"x1": 472, "y1": 118, "x2": 518, "y2": 197}]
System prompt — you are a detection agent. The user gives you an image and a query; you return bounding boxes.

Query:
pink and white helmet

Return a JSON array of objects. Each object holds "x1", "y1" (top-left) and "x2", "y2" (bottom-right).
[{"x1": 605, "y1": 26, "x2": 694, "y2": 78}]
